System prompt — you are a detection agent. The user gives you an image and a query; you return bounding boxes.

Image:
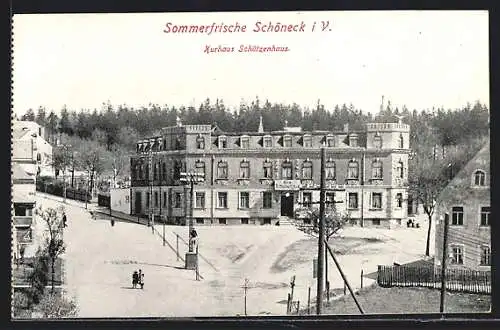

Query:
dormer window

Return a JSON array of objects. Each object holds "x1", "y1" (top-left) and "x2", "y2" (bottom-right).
[
  {"x1": 240, "y1": 160, "x2": 250, "y2": 178},
  {"x1": 372, "y1": 159, "x2": 383, "y2": 179},
  {"x1": 398, "y1": 134, "x2": 404, "y2": 149},
  {"x1": 326, "y1": 134, "x2": 335, "y2": 147},
  {"x1": 263, "y1": 135, "x2": 272, "y2": 148},
  {"x1": 241, "y1": 135, "x2": 250, "y2": 149},
  {"x1": 348, "y1": 159, "x2": 359, "y2": 179},
  {"x1": 302, "y1": 160, "x2": 313, "y2": 179},
  {"x1": 217, "y1": 161, "x2": 228, "y2": 179},
  {"x1": 349, "y1": 134, "x2": 358, "y2": 147},
  {"x1": 283, "y1": 135, "x2": 292, "y2": 148},
  {"x1": 474, "y1": 170, "x2": 486, "y2": 186},
  {"x1": 303, "y1": 135, "x2": 312, "y2": 148},
  {"x1": 373, "y1": 134, "x2": 382, "y2": 149},
  {"x1": 218, "y1": 136, "x2": 227, "y2": 149},
  {"x1": 196, "y1": 135, "x2": 205, "y2": 149}
]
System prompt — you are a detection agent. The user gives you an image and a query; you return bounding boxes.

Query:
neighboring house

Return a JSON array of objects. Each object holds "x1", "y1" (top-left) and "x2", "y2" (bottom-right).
[
  {"x1": 12, "y1": 120, "x2": 53, "y2": 177},
  {"x1": 434, "y1": 143, "x2": 490, "y2": 270},
  {"x1": 130, "y1": 118, "x2": 411, "y2": 227},
  {"x1": 110, "y1": 188, "x2": 132, "y2": 214}
]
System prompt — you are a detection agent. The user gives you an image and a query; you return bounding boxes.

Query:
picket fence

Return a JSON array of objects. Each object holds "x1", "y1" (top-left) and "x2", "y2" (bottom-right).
[{"x1": 377, "y1": 265, "x2": 491, "y2": 294}]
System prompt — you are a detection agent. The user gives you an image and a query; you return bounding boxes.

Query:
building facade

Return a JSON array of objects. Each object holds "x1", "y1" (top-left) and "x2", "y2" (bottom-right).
[
  {"x1": 434, "y1": 143, "x2": 490, "y2": 270},
  {"x1": 130, "y1": 119, "x2": 411, "y2": 228}
]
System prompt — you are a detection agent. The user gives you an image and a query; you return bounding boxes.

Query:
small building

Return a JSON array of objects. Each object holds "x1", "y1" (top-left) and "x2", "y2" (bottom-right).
[
  {"x1": 110, "y1": 188, "x2": 131, "y2": 214},
  {"x1": 434, "y1": 143, "x2": 490, "y2": 270},
  {"x1": 129, "y1": 118, "x2": 411, "y2": 228}
]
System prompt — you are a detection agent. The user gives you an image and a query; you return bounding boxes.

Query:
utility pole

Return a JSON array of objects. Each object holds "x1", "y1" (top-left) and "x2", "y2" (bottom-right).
[
  {"x1": 316, "y1": 147, "x2": 326, "y2": 315},
  {"x1": 439, "y1": 213, "x2": 450, "y2": 313},
  {"x1": 242, "y1": 278, "x2": 250, "y2": 316}
]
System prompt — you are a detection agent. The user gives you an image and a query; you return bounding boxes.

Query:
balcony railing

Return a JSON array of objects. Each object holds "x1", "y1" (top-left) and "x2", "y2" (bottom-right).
[{"x1": 12, "y1": 216, "x2": 33, "y2": 227}]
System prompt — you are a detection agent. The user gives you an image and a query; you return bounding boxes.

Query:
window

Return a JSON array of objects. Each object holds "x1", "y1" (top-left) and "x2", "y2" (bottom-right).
[
  {"x1": 263, "y1": 136, "x2": 272, "y2": 148},
  {"x1": 125, "y1": 195, "x2": 130, "y2": 203},
  {"x1": 283, "y1": 135, "x2": 292, "y2": 147},
  {"x1": 396, "y1": 193, "x2": 403, "y2": 208},
  {"x1": 398, "y1": 134, "x2": 404, "y2": 148},
  {"x1": 217, "y1": 192, "x2": 228, "y2": 208},
  {"x1": 348, "y1": 160, "x2": 359, "y2": 179},
  {"x1": 146, "y1": 192, "x2": 150, "y2": 207},
  {"x1": 326, "y1": 161, "x2": 336, "y2": 180},
  {"x1": 195, "y1": 192, "x2": 205, "y2": 209},
  {"x1": 174, "y1": 161, "x2": 182, "y2": 180},
  {"x1": 241, "y1": 218, "x2": 249, "y2": 224},
  {"x1": 326, "y1": 135, "x2": 335, "y2": 147},
  {"x1": 196, "y1": 218, "x2": 204, "y2": 224},
  {"x1": 240, "y1": 161, "x2": 250, "y2": 178},
  {"x1": 37, "y1": 153, "x2": 41, "y2": 162},
  {"x1": 196, "y1": 136, "x2": 205, "y2": 149},
  {"x1": 396, "y1": 161, "x2": 404, "y2": 179},
  {"x1": 163, "y1": 191, "x2": 167, "y2": 207},
  {"x1": 263, "y1": 192, "x2": 273, "y2": 209},
  {"x1": 174, "y1": 193, "x2": 182, "y2": 208},
  {"x1": 217, "y1": 161, "x2": 228, "y2": 179},
  {"x1": 282, "y1": 161, "x2": 293, "y2": 179},
  {"x1": 373, "y1": 135, "x2": 382, "y2": 149},
  {"x1": 218, "y1": 136, "x2": 227, "y2": 149},
  {"x1": 349, "y1": 135, "x2": 358, "y2": 147},
  {"x1": 241, "y1": 136, "x2": 250, "y2": 149},
  {"x1": 480, "y1": 246, "x2": 491, "y2": 266},
  {"x1": 263, "y1": 218, "x2": 272, "y2": 225},
  {"x1": 263, "y1": 161, "x2": 273, "y2": 178},
  {"x1": 372, "y1": 160, "x2": 383, "y2": 179},
  {"x1": 451, "y1": 206, "x2": 464, "y2": 226},
  {"x1": 302, "y1": 192, "x2": 312, "y2": 207},
  {"x1": 371, "y1": 193, "x2": 382, "y2": 209},
  {"x1": 239, "y1": 192, "x2": 250, "y2": 209},
  {"x1": 145, "y1": 164, "x2": 150, "y2": 181},
  {"x1": 219, "y1": 218, "x2": 227, "y2": 225},
  {"x1": 153, "y1": 163, "x2": 158, "y2": 180},
  {"x1": 480, "y1": 207, "x2": 490, "y2": 226},
  {"x1": 348, "y1": 193, "x2": 358, "y2": 209},
  {"x1": 162, "y1": 163, "x2": 167, "y2": 180},
  {"x1": 194, "y1": 161, "x2": 206, "y2": 180},
  {"x1": 372, "y1": 219, "x2": 381, "y2": 225},
  {"x1": 154, "y1": 191, "x2": 159, "y2": 207},
  {"x1": 303, "y1": 135, "x2": 312, "y2": 148},
  {"x1": 302, "y1": 161, "x2": 313, "y2": 179},
  {"x1": 474, "y1": 170, "x2": 486, "y2": 186},
  {"x1": 450, "y1": 245, "x2": 464, "y2": 265},
  {"x1": 326, "y1": 192, "x2": 335, "y2": 208}
]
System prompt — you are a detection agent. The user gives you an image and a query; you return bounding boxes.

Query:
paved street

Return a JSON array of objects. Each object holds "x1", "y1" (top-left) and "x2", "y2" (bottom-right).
[{"x1": 34, "y1": 193, "x2": 430, "y2": 317}]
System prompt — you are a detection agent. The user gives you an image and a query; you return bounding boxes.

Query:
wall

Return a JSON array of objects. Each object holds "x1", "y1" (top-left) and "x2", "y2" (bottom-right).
[{"x1": 110, "y1": 188, "x2": 131, "y2": 214}]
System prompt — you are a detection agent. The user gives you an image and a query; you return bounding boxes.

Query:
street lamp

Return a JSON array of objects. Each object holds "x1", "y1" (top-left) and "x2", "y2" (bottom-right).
[{"x1": 180, "y1": 171, "x2": 204, "y2": 269}]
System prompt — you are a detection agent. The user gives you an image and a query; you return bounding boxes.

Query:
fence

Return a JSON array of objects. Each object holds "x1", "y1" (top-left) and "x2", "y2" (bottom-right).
[
  {"x1": 377, "y1": 265, "x2": 491, "y2": 294},
  {"x1": 36, "y1": 181, "x2": 91, "y2": 202}
]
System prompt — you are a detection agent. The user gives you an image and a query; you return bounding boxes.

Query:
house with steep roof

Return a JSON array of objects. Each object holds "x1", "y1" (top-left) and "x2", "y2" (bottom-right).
[{"x1": 434, "y1": 143, "x2": 490, "y2": 270}]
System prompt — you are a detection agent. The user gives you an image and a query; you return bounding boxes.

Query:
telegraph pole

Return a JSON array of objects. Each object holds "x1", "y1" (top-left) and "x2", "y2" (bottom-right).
[
  {"x1": 316, "y1": 147, "x2": 326, "y2": 315},
  {"x1": 439, "y1": 213, "x2": 450, "y2": 313},
  {"x1": 242, "y1": 278, "x2": 250, "y2": 316}
]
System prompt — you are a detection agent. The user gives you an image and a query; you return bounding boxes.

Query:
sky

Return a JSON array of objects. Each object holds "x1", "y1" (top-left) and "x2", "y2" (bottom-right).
[{"x1": 12, "y1": 11, "x2": 489, "y2": 117}]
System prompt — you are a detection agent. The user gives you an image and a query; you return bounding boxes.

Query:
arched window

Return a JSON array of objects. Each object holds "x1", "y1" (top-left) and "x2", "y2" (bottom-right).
[
  {"x1": 173, "y1": 161, "x2": 182, "y2": 180},
  {"x1": 373, "y1": 134, "x2": 382, "y2": 149},
  {"x1": 326, "y1": 160, "x2": 336, "y2": 180},
  {"x1": 302, "y1": 160, "x2": 313, "y2": 179},
  {"x1": 348, "y1": 159, "x2": 359, "y2": 179},
  {"x1": 474, "y1": 170, "x2": 486, "y2": 186},
  {"x1": 162, "y1": 162, "x2": 167, "y2": 180},
  {"x1": 398, "y1": 134, "x2": 404, "y2": 149},
  {"x1": 217, "y1": 161, "x2": 228, "y2": 179},
  {"x1": 372, "y1": 159, "x2": 383, "y2": 179},
  {"x1": 396, "y1": 161, "x2": 404, "y2": 179},
  {"x1": 153, "y1": 163, "x2": 158, "y2": 180}
]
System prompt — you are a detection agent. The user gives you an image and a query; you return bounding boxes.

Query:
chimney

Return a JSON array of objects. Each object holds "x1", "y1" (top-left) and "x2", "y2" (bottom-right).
[
  {"x1": 343, "y1": 123, "x2": 349, "y2": 132},
  {"x1": 258, "y1": 116, "x2": 264, "y2": 133}
]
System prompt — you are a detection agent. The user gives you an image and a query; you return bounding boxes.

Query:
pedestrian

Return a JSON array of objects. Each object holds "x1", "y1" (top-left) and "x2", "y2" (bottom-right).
[
  {"x1": 140, "y1": 272, "x2": 144, "y2": 289},
  {"x1": 62, "y1": 213, "x2": 67, "y2": 228},
  {"x1": 132, "y1": 270, "x2": 138, "y2": 288}
]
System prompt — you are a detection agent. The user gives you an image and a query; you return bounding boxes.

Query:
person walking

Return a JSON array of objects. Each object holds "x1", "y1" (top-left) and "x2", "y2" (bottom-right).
[
  {"x1": 139, "y1": 271, "x2": 144, "y2": 289},
  {"x1": 62, "y1": 212, "x2": 67, "y2": 228},
  {"x1": 132, "y1": 270, "x2": 139, "y2": 289}
]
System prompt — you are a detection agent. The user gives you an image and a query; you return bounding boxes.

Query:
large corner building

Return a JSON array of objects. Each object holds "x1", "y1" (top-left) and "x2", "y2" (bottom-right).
[{"x1": 130, "y1": 118, "x2": 411, "y2": 228}]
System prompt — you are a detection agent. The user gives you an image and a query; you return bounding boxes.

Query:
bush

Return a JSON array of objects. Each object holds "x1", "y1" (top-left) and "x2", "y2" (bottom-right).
[{"x1": 36, "y1": 292, "x2": 78, "y2": 318}]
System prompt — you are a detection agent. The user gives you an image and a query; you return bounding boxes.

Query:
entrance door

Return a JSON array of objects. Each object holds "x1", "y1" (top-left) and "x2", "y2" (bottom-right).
[
  {"x1": 135, "y1": 192, "x2": 142, "y2": 214},
  {"x1": 280, "y1": 193, "x2": 294, "y2": 217}
]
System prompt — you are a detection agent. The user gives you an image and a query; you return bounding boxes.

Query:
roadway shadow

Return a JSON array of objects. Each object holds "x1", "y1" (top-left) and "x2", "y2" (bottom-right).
[{"x1": 135, "y1": 262, "x2": 185, "y2": 270}]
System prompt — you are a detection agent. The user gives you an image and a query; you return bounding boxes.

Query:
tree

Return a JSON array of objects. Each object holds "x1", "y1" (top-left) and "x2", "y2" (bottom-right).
[
  {"x1": 294, "y1": 203, "x2": 350, "y2": 240},
  {"x1": 52, "y1": 145, "x2": 73, "y2": 188},
  {"x1": 37, "y1": 293, "x2": 78, "y2": 318},
  {"x1": 76, "y1": 139, "x2": 107, "y2": 195},
  {"x1": 35, "y1": 206, "x2": 66, "y2": 293},
  {"x1": 21, "y1": 109, "x2": 36, "y2": 121},
  {"x1": 27, "y1": 249, "x2": 50, "y2": 305}
]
